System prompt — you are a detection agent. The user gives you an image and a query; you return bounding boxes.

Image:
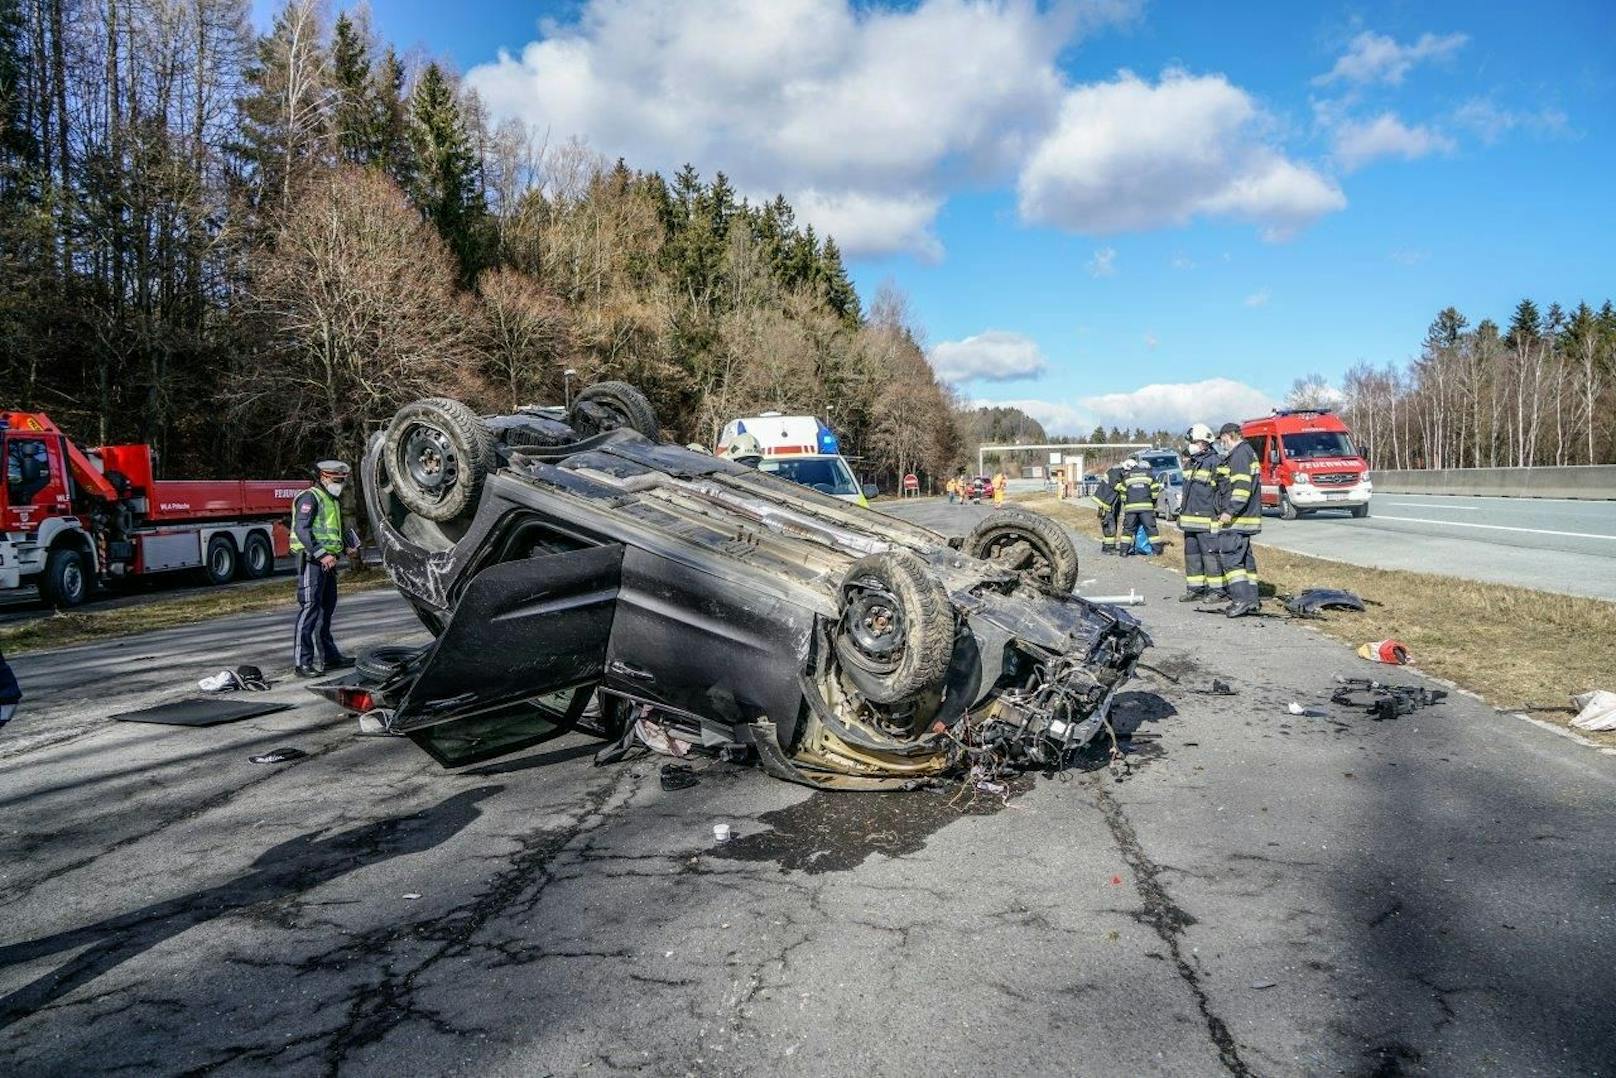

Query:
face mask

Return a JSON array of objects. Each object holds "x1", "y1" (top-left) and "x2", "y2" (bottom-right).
[{"x1": 323, "y1": 479, "x2": 346, "y2": 497}]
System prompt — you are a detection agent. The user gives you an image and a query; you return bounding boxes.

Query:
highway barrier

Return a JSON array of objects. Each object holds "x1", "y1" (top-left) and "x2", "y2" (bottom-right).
[{"x1": 1372, "y1": 465, "x2": 1616, "y2": 499}]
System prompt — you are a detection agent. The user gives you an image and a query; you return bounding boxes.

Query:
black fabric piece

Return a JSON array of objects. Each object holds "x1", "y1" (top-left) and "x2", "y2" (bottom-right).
[
  {"x1": 1285, "y1": 588, "x2": 1367, "y2": 616},
  {"x1": 660, "y1": 763, "x2": 700, "y2": 790},
  {"x1": 115, "y1": 699, "x2": 293, "y2": 726}
]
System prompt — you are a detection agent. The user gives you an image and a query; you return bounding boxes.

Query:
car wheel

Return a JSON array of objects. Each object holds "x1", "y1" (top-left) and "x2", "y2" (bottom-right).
[
  {"x1": 385, "y1": 397, "x2": 496, "y2": 522},
  {"x1": 568, "y1": 381, "x2": 659, "y2": 440},
  {"x1": 203, "y1": 535, "x2": 237, "y2": 585},
  {"x1": 39, "y1": 547, "x2": 88, "y2": 608},
  {"x1": 1351, "y1": 503, "x2": 1369, "y2": 519},
  {"x1": 1280, "y1": 489, "x2": 1300, "y2": 521},
  {"x1": 962, "y1": 507, "x2": 1081, "y2": 592},
  {"x1": 240, "y1": 531, "x2": 275, "y2": 579},
  {"x1": 834, "y1": 550, "x2": 955, "y2": 705},
  {"x1": 357, "y1": 643, "x2": 431, "y2": 683}
]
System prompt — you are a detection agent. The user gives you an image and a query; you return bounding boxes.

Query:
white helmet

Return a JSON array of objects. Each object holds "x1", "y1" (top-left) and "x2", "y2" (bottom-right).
[
  {"x1": 1121, "y1": 457, "x2": 1137, "y2": 469},
  {"x1": 722, "y1": 432, "x2": 763, "y2": 465},
  {"x1": 1185, "y1": 423, "x2": 1214, "y2": 444}
]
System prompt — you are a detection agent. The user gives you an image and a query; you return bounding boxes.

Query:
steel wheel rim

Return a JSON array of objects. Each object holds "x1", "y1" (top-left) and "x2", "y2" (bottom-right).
[
  {"x1": 62, "y1": 560, "x2": 84, "y2": 599},
  {"x1": 210, "y1": 545, "x2": 232, "y2": 577},
  {"x1": 403, "y1": 424, "x2": 458, "y2": 500},
  {"x1": 843, "y1": 580, "x2": 905, "y2": 669}
]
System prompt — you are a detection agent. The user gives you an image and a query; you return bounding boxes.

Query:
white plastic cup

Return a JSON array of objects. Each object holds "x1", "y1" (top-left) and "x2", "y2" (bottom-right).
[{"x1": 713, "y1": 823, "x2": 731, "y2": 842}]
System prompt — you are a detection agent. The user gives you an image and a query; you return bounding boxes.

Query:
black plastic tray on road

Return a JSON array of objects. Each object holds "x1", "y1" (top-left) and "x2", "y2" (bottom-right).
[{"x1": 113, "y1": 698, "x2": 294, "y2": 727}]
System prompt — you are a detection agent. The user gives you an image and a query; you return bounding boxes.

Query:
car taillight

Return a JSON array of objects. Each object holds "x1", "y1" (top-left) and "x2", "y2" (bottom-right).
[{"x1": 336, "y1": 687, "x2": 377, "y2": 713}]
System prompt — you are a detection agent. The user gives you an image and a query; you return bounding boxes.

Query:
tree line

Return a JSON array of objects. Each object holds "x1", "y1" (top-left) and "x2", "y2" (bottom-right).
[
  {"x1": 0, "y1": 0, "x2": 962, "y2": 488},
  {"x1": 1334, "y1": 301, "x2": 1616, "y2": 470}
]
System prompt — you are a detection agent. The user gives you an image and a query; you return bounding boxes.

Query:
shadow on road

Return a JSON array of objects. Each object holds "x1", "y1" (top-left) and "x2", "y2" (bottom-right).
[{"x1": 0, "y1": 786, "x2": 500, "y2": 1028}]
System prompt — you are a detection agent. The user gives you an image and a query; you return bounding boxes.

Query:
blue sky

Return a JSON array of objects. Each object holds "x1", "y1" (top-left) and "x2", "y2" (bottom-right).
[{"x1": 262, "y1": 1, "x2": 1615, "y2": 433}]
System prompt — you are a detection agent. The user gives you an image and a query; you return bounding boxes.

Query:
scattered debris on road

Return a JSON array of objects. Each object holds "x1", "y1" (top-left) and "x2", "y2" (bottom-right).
[
  {"x1": 1358, "y1": 639, "x2": 1412, "y2": 665},
  {"x1": 659, "y1": 763, "x2": 700, "y2": 790},
  {"x1": 1285, "y1": 588, "x2": 1368, "y2": 617},
  {"x1": 248, "y1": 746, "x2": 308, "y2": 764},
  {"x1": 1331, "y1": 677, "x2": 1447, "y2": 721},
  {"x1": 114, "y1": 698, "x2": 292, "y2": 726},
  {"x1": 198, "y1": 664, "x2": 270, "y2": 693},
  {"x1": 1571, "y1": 690, "x2": 1616, "y2": 732},
  {"x1": 1287, "y1": 702, "x2": 1328, "y2": 717}
]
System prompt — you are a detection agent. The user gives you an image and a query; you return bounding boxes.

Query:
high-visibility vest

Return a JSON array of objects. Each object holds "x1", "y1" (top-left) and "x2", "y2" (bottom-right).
[{"x1": 289, "y1": 486, "x2": 343, "y2": 554}]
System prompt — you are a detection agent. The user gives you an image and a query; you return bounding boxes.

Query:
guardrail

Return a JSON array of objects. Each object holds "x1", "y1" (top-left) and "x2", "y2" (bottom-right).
[{"x1": 1372, "y1": 465, "x2": 1616, "y2": 499}]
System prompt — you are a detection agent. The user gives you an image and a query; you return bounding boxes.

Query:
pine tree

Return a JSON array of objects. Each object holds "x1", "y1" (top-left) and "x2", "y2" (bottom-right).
[
  {"x1": 373, "y1": 48, "x2": 412, "y2": 189},
  {"x1": 407, "y1": 62, "x2": 488, "y2": 280},
  {"x1": 331, "y1": 12, "x2": 379, "y2": 167},
  {"x1": 818, "y1": 237, "x2": 860, "y2": 325}
]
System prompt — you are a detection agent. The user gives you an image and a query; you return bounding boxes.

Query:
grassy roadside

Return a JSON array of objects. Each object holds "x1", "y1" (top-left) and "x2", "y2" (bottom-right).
[
  {"x1": 0, "y1": 569, "x2": 395, "y2": 655},
  {"x1": 1016, "y1": 492, "x2": 1616, "y2": 742}
]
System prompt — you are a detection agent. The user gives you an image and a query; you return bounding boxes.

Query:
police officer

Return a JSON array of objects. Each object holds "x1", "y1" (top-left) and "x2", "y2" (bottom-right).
[
  {"x1": 1214, "y1": 423, "x2": 1262, "y2": 616},
  {"x1": 1116, "y1": 457, "x2": 1163, "y2": 556},
  {"x1": 1177, "y1": 424, "x2": 1227, "y2": 602},
  {"x1": 291, "y1": 460, "x2": 362, "y2": 676},
  {"x1": 1095, "y1": 457, "x2": 1129, "y2": 554}
]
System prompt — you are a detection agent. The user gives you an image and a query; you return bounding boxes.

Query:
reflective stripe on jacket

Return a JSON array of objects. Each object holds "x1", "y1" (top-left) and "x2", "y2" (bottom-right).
[
  {"x1": 1116, "y1": 468, "x2": 1161, "y2": 511},
  {"x1": 1093, "y1": 465, "x2": 1126, "y2": 509},
  {"x1": 1178, "y1": 448, "x2": 1222, "y2": 532},
  {"x1": 289, "y1": 487, "x2": 343, "y2": 555},
  {"x1": 1216, "y1": 441, "x2": 1262, "y2": 533}
]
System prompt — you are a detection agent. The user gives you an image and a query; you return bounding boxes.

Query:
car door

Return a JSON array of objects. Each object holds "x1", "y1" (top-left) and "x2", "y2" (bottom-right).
[{"x1": 389, "y1": 543, "x2": 624, "y2": 732}]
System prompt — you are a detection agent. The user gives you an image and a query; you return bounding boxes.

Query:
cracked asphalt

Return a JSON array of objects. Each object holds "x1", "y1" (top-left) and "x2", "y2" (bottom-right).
[{"x1": 3, "y1": 500, "x2": 1614, "y2": 1076}]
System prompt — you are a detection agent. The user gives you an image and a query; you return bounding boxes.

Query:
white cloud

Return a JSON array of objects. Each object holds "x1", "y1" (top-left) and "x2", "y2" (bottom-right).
[
  {"x1": 929, "y1": 330, "x2": 1048, "y2": 384},
  {"x1": 972, "y1": 398, "x2": 1089, "y2": 437},
  {"x1": 1170, "y1": 252, "x2": 1195, "y2": 270},
  {"x1": 466, "y1": 0, "x2": 1140, "y2": 259},
  {"x1": 1087, "y1": 246, "x2": 1118, "y2": 277},
  {"x1": 1017, "y1": 69, "x2": 1345, "y2": 240},
  {"x1": 1143, "y1": 331, "x2": 1159, "y2": 349},
  {"x1": 1080, "y1": 378, "x2": 1277, "y2": 432},
  {"x1": 1314, "y1": 30, "x2": 1468, "y2": 87},
  {"x1": 1332, "y1": 112, "x2": 1455, "y2": 171},
  {"x1": 1243, "y1": 288, "x2": 1270, "y2": 308},
  {"x1": 1452, "y1": 98, "x2": 1572, "y2": 145}
]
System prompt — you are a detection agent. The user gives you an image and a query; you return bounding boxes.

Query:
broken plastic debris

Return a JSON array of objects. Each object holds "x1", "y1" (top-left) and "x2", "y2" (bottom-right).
[
  {"x1": 1284, "y1": 588, "x2": 1366, "y2": 617},
  {"x1": 1286, "y1": 702, "x2": 1327, "y2": 717},
  {"x1": 713, "y1": 823, "x2": 732, "y2": 842},
  {"x1": 1249, "y1": 980, "x2": 1278, "y2": 990},
  {"x1": 248, "y1": 747, "x2": 307, "y2": 764},
  {"x1": 403, "y1": 893, "x2": 421, "y2": 900},
  {"x1": 1570, "y1": 690, "x2": 1616, "y2": 732},
  {"x1": 1358, "y1": 639, "x2": 1411, "y2": 665}
]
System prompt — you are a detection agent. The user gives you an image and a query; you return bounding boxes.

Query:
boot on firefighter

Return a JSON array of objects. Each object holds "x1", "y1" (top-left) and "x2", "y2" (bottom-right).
[
  {"x1": 1176, "y1": 424, "x2": 1228, "y2": 603},
  {"x1": 290, "y1": 460, "x2": 362, "y2": 677},
  {"x1": 1214, "y1": 423, "x2": 1263, "y2": 617},
  {"x1": 1116, "y1": 458, "x2": 1163, "y2": 556}
]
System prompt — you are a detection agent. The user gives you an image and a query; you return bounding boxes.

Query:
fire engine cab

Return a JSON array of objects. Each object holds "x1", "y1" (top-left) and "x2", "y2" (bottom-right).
[
  {"x1": 1239, "y1": 408, "x2": 1372, "y2": 520},
  {"x1": 2, "y1": 410, "x2": 302, "y2": 607}
]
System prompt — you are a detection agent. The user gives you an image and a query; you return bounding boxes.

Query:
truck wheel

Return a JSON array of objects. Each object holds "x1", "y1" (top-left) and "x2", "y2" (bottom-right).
[
  {"x1": 834, "y1": 550, "x2": 955, "y2": 705},
  {"x1": 1350, "y1": 503, "x2": 1370, "y2": 519},
  {"x1": 1280, "y1": 490, "x2": 1300, "y2": 521},
  {"x1": 240, "y1": 531, "x2": 275, "y2": 579},
  {"x1": 385, "y1": 397, "x2": 496, "y2": 522},
  {"x1": 39, "y1": 547, "x2": 89, "y2": 608},
  {"x1": 963, "y1": 507, "x2": 1081, "y2": 592},
  {"x1": 204, "y1": 535, "x2": 238, "y2": 585},
  {"x1": 568, "y1": 381, "x2": 659, "y2": 441}
]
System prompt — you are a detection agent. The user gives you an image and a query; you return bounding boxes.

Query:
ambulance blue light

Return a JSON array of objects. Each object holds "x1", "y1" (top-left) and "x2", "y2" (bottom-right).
[{"x1": 816, "y1": 423, "x2": 839, "y2": 455}]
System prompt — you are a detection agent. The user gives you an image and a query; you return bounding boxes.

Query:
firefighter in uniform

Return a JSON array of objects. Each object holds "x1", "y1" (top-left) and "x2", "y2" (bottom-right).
[
  {"x1": 291, "y1": 460, "x2": 362, "y2": 676},
  {"x1": 1177, "y1": 424, "x2": 1227, "y2": 602},
  {"x1": 1214, "y1": 423, "x2": 1263, "y2": 616},
  {"x1": 1095, "y1": 458, "x2": 1129, "y2": 554},
  {"x1": 1116, "y1": 458, "x2": 1163, "y2": 555}
]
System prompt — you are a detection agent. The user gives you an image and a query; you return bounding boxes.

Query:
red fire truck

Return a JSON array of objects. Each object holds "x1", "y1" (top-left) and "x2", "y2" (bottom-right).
[{"x1": 2, "y1": 411, "x2": 304, "y2": 607}]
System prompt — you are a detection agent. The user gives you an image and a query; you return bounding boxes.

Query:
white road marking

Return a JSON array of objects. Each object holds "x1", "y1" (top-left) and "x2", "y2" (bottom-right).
[
  {"x1": 1374, "y1": 514, "x2": 1616, "y2": 541},
  {"x1": 1384, "y1": 501, "x2": 1479, "y2": 510}
]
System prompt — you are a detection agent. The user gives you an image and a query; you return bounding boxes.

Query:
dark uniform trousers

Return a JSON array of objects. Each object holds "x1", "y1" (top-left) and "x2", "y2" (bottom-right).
[
  {"x1": 293, "y1": 555, "x2": 340, "y2": 668},
  {"x1": 1183, "y1": 530, "x2": 1227, "y2": 596},
  {"x1": 1220, "y1": 531, "x2": 1259, "y2": 604}
]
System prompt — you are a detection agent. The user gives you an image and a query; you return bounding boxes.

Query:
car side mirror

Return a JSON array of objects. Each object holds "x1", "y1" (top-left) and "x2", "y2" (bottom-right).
[{"x1": 862, "y1": 484, "x2": 878, "y2": 499}]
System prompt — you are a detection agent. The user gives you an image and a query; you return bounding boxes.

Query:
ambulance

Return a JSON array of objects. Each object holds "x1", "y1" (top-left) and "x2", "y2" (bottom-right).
[{"x1": 717, "y1": 412, "x2": 870, "y2": 507}]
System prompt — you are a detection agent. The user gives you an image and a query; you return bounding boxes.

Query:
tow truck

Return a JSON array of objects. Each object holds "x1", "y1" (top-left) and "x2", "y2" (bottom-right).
[{"x1": 2, "y1": 411, "x2": 305, "y2": 607}]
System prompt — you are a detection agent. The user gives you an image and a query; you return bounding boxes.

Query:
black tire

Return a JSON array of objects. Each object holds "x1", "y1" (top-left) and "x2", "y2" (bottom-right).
[
  {"x1": 240, "y1": 531, "x2": 275, "y2": 579},
  {"x1": 357, "y1": 644, "x2": 431, "y2": 683},
  {"x1": 834, "y1": 550, "x2": 955, "y2": 705},
  {"x1": 568, "y1": 381, "x2": 659, "y2": 440},
  {"x1": 1351, "y1": 503, "x2": 1369, "y2": 519},
  {"x1": 39, "y1": 547, "x2": 89, "y2": 608},
  {"x1": 385, "y1": 397, "x2": 496, "y2": 522},
  {"x1": 1279, "y1": 490, "x2": 1300, "y2": 521},
  {"x1": 962, "y1": 507, "x2": 1081, "y2": 592},
  {"x1": 203, "y1": 535, "x2": 237, "y2": 585}
]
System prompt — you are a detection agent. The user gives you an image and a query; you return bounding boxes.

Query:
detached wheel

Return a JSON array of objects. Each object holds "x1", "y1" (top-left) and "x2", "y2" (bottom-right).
[
  {"x1": 834, "y1": 550, "x2": 955, "y2": 705},
  {"x1": 1279, "y1": 490, "x2": 1300, "y2": 521},
  {"x1": 568, "y1": 381, "x2": 658, "y2": 440},
  {"x1": 357, "y1": 644, "x2": 431, "y2": 683},
  {"x1": 385, "y1": 398, "x2": 496, "y2": 522},
  {"x1": 240, "y1": 531, "x2": 275, "y2": 579},
  {"x1": 963, "y1": 506, "x2": 1081, "y2": 592},
  {"x1": 39, "y1": 547, "x2": 88, "y2": 608},
  {"x1": 203, "y1": 535, "x2": 237, "y2": 585}
]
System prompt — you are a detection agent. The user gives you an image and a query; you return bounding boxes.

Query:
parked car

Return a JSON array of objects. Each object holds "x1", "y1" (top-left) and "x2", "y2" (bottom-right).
[
  {"x1": 332, "y1": 384, "x2": 1151, "y2": 789},
  {"x1": 1154, "y1": 468, "x2": 1184, "y2": 520},
  {"x1": 969, "y1": 475, "x2": 992, "y2": 501}
]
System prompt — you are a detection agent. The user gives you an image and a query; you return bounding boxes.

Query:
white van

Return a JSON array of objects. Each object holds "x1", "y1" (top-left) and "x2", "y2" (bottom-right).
[{"x1": 717, "y1": 412, "x2": 870, "y2": 507}]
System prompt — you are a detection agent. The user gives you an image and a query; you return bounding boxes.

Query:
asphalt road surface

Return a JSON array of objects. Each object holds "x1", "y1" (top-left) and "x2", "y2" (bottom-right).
[
  {"x1": 3, "y1": 504, "x2": 1614, "y2": 1076},
  {"x1": 1254, "y1": 492, "x2": 1616, "y2": 601}
]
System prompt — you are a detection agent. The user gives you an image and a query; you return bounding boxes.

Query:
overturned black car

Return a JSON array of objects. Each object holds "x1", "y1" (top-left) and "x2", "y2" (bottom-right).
[{"x1": 338, "y1": 383, "x2": 1150, "y2": 789}]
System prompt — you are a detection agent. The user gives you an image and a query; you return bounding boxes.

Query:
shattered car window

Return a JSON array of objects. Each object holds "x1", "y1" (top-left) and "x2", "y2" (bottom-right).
[{"x1": 759, "y1": 457, "x2": 860, "y2": 496}]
